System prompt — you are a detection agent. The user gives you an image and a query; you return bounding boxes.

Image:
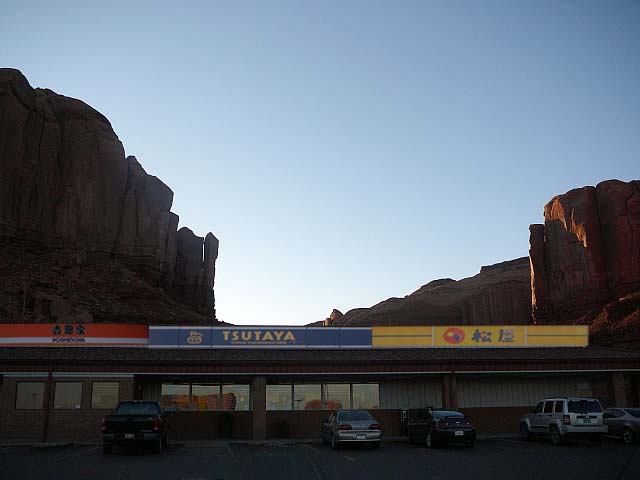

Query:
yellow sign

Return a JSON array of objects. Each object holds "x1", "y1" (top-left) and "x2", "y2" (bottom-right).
[
  {"x1": 372, "y1": 326, "x2": 433, "y2": 347},
  {"x1": 433, "y1": 326, "x2": 525, "y2": 347},
  {"x1": 371, "y1": 325, "x2": 588, "y2": 348}
]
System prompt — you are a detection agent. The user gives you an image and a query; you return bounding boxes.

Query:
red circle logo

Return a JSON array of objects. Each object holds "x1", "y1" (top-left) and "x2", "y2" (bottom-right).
[{"x1": 443, "y1": 327, "x2": 465, "y2": 344}]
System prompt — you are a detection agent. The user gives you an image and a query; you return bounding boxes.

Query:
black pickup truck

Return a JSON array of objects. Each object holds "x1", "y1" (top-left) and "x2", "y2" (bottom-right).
[{"x1": 101, "y1": 401, "x2": 170, "y2": 453}]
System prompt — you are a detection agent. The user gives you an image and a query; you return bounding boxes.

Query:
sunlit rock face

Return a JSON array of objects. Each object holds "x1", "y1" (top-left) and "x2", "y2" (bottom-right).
[
  {"x1": 530, "y1": 180, "x2": 640, "y2": 323},
  {"x1": 0, "y1": 68, "x2": 218, "y2": 324}
]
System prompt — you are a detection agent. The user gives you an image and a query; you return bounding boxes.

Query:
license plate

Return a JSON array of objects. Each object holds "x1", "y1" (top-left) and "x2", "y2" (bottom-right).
[
  {"x1": 124, "y1": 433, "x2": 135, "y2": 439},
  {"x1": 356, "y1": 434, "x2": 366, "y2": 440},
  {"x1": 582, "y1": 419, "x2": 591, "y2": 424},
  {"x1": 455, "y1": 431, "x2": 464, "y2": 436}
]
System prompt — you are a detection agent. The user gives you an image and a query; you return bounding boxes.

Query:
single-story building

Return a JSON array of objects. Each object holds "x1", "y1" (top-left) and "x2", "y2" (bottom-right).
[{"x1": 1, "y1": 345, "x2": 639, "y2": 442}]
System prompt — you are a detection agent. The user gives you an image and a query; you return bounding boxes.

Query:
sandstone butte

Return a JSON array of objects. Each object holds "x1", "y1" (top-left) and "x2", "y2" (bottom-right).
[
  {"x1": 325, "y1": 180, "x2": 640, "y2": 347},
  {"x1": 0, "y1": 68, "x2": 218, "y2": 324},
  {"x1": 530, "y1": 179, "x2": 640, "y2": 346}
]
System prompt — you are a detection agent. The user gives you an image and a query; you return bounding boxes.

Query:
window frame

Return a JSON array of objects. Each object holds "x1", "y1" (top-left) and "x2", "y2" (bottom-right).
[
  {"x1": 53, "y1": 381, "x2": 83, "y2": 410},
  {"x1": 15, "y1": 381, "x2": 46, "y2": 410},
  {"x1": 90, "y1": 381, "x2": 120, "y2": 410}
]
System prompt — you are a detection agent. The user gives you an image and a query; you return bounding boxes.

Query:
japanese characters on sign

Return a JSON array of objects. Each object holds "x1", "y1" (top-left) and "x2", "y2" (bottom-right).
[{"x1": 0, "y1": 324, "x2": 149, "y2": 346}]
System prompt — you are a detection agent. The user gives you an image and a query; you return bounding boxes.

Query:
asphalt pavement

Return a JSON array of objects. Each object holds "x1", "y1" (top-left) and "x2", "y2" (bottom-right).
[{"x1": 0, "y1": 437, "x2": 639, "y2": 480}]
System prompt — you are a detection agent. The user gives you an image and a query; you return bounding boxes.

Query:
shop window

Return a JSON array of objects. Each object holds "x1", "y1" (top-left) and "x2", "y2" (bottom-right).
[
  {"x1": 324, "y1": 384, "x2": 350, "y2": 410},
  {"x1": 222, "y1": 384, "x2": 250, "y2": 411},
  {"x1": 192, "y1": 384, "x2": 220, "y2": 411},
  {"x1": 15, "y1": 382, "x2": 45, "y2": 410},
  {"x1": 161, "y1": 384, "x2": 190, "y2": 410},
  {"x1": 266, "y1": 384, "x2": 292, "y2": 410},
  {"x1": 91, "y1": 382, "x2": 119, "y2": 409},
  {"x1": 54, "y1": 382, "x2": 82, "y2": 409},
  {"x1": 352, "y1": 383, "x2": 379, "y2": 409},
  {"x1": 294, "y1": 384, "x2": 322, "y2": 410}
]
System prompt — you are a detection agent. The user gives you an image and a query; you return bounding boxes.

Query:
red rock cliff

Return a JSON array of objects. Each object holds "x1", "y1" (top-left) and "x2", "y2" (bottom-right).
[
  {"x1": 530, "y1": 179, "x2": 640, "y2": 323},
  {"x1": 0, "y1": 68, "x2": 218, "y2": 323}
]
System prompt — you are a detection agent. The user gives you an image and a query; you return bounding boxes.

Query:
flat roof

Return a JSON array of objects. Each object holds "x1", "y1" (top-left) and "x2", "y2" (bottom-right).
[{"x1": 0, "y1": 346, "x2": 638, "y2": 365}]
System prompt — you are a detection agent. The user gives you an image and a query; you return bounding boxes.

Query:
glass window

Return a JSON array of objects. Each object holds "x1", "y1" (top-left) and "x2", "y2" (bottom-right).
[
  {"x1": 115, "y1": 402, "x2": 161, "y2": 415},
  {"x1": 222, "y1": 385, "x2": 250, "y2": 411},
  {"x1": 352, "y1": 384, "x2": 379, "y2": 409},
  {"x1": 91, "y1": 382, "x2": 119, "y2": 409},
  {"x1": 543, "y1": 401, "x2": 553, "y2": 413},
  {"x1": 553, "y1": 401, "x2": 564, "y2": 413},
  {"x1": 161, "y1": 384, "x2": 190, "y2": 411},
  {"x1": 325, "y1": 384, "x2": 350, "y2": 410},
  {"x1": 191, "y1": 384, "x2": 220, "y2": 411},
  {"x1": 432, "y1": 410, "x2": 464, "y2": 419},
  {"x1": 54, "y1": 382, "x2": 82, "y2": 409},
  {"x1": 266, "y1": 384, "x2": 292, "y2": 410},
  {"x1": 338, "y1": 410, "x2": 374, "y2": 422},
  {"x1": 293, "y1": 384, "x2": 321, "y2": 410},
  {"x1": 534, "y1": 402, "x2": 543, "y2": 414},
  {"x1": 568, "y1": 400, "x2": 602, "y2": 413},
  {"x1": 15, "y1": 382, "x2": 45, "y2": 410}
]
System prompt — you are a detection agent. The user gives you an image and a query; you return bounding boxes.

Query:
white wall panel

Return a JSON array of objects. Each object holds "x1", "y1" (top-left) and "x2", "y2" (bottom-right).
[
  {"x1": 457, "y1": 376, "x2": 593, "y2": 408},
  {"x1": 379, "y1": 380, "x2": 442, "y2": 409}
]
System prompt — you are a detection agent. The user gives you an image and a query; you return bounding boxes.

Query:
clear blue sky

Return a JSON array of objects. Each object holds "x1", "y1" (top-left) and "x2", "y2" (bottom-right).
[{"x1": 2, "y1": 1, "x2": 639, "y2": 325}]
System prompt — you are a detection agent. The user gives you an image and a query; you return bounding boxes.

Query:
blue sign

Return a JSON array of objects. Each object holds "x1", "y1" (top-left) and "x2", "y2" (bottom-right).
[
  {"x1": 148, "y1": 326, "x2": 375, "y2": 349},
  {"x1": 212, "y1": 327, "x2": 306, "y2": 347}
]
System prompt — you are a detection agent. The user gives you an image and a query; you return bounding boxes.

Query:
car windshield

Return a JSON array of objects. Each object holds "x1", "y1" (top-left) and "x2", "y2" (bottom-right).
[
  {"x1": 339, "y1": 410, "x2": 373, "y2": 421},
  {"x1": 114, "y1": 402, "x2": 160, "y2": 415},
  {"x1": 626, "y1": 409, "x2": 640, "y2": 418},
  {"x1": 432, "y1": 410, "x2": 464, "y2": 419},
  {"x1": 568, "y1": 400, "x2": 602, "y2": 413}
]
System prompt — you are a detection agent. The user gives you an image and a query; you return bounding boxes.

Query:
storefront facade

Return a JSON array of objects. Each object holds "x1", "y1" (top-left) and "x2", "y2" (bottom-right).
[{"x1": 1, "y1": 345, "x2": 639, "y2": 442}]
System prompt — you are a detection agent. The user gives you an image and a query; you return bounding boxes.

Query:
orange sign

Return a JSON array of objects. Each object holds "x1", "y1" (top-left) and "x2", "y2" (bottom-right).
[{"x1": 0, "y1": 324, "x2": 149, "y2": 346}]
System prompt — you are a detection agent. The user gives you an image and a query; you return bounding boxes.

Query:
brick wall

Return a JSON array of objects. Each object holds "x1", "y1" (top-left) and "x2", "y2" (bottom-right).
[
  {"x1": 0, "y1": 376, "x2": 134, "y2": 442},
  {"x1": 266, "y1": 409, "x2": 402, "y2": 439},
  {"x1": 169, "y1": 411, "x2": 253, "y2": 440},
  {"x1": 0, "y1": 376, "x2": 48, "y2": 441}
]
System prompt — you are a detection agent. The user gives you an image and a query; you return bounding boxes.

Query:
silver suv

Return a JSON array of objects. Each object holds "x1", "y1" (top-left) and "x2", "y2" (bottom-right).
[{"x1": 520, "y1": 397, "x2": 607, "y2": 445}]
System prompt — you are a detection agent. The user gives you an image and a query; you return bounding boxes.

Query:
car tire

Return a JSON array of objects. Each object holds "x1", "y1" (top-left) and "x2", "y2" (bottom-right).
[
  {"x1": 331, "y1": 434, "x2": 339, "y2": 450},
  {"x1": 623, "y1": 428, "x2": 636, "y2": 445},
  {"x1": 426, "y1": 431, "x2": 436, "y2": 449},
  {"x1": 322, "y1": 431, "x2": 329, "y2": 445},
  {"x1": 102, "y1": 443, "x2": 112, "y2": 454},
  {"x1": 520, "y1": 423, "x2": 532, "y2": 442},
  {"x1": 549, "y1": 425, "x2": 563, "y2": 446},
  {"x1": 153, "y1": 436, "x2": 162, "y2": 453}
]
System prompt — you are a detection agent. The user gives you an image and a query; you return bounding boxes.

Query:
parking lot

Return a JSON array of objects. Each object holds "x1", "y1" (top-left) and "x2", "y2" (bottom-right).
[{"x1": 0, "y1": 438, "x2": 639, "y2": 480}]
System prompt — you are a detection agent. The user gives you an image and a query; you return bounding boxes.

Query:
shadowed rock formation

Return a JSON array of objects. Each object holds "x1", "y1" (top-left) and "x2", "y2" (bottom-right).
[
  {"x1": 0, "y1": 68, "x2": 218, "y2": 323},
  {"x1": 326, "y1": 257, "x2": 531, "y2": 327}
]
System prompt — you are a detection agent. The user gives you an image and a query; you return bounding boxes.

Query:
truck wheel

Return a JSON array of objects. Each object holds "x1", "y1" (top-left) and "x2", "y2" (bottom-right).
[
  {"x1": 153, "y1": 436, "x2": 162, "y2": 453},
  {"x1": 623, "y1": 428, "x2": 636, "y2": 445},
  {"x1": 550, "y1": 425, "x2": 563, "y2": 446},
  {"x1": 520, "y1": 423, "x2": 533, "y2": 441},
  {"x1": 102, "y1": 443, "x2": 112, "y2": 454}
]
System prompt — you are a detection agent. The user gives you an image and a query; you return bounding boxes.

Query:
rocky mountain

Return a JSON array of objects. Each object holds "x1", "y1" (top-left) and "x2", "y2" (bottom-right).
[
  {"x1": 326, "y1": 179, "x2": 640, "y2": 347},
  {"x1": 324, "y1": 257, "x2": 532, "y2": 327},
  {"x1": 530, "y1": 179, "x2": 640, "y2": 344},
  {"x1": 0, "y1": 68, "x2": 218, "y2": 324}
]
